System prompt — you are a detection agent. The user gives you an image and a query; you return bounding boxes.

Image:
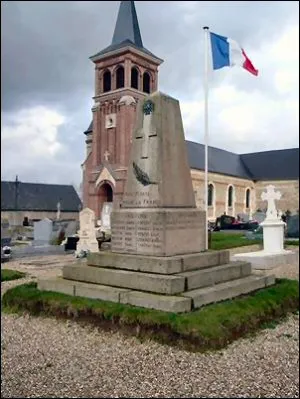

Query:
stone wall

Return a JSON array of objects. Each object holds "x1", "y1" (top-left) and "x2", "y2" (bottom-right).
[
  {"x1": 1, "y1": 211, "x2": 79, "y2": 226},
  {"x1": 191, "y1": 169, "x2": 255, "y2": 220}
]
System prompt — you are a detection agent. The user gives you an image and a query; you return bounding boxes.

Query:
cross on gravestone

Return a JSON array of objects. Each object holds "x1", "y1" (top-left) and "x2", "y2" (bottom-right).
[
  {"x1": 104, "y1": 150, "x2": 110, "y2": 161},
  {"x1": 56, "y1": 201, "x2": 61, "y2": 220},
  {"x1": 261, "y1": 185, "x2": 281, "y2": 220}
]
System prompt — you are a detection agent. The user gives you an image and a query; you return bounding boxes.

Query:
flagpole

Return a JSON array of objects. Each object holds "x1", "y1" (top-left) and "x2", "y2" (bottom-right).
[{"x1": 203, "y1": 26, "x2": 209, "y2": 250}]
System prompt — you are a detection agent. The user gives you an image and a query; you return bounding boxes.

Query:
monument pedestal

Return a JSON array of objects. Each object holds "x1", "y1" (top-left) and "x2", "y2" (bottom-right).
[
  {"x1": 261, "y1": 219, "x2": 285, "y2": 253},
  {"x1": 111, "y1": 208, "x2": 206, "y2": 256}
]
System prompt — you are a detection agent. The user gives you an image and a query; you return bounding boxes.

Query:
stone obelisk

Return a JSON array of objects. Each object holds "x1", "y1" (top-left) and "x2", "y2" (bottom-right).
[{"x1": 111, "y1": 92, "x2": 206, "y2": 256}]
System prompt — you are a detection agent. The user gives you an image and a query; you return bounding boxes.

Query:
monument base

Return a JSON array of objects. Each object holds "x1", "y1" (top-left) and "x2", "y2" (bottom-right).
[
  {"x1": 38, "y1": 250, "x2": 275, "y2": 313},
  {"x1": 111, "y1": 208, "x2": 206, "y2": 256},
  {"x1": 232, "y1": 249, "x2": 298, "y2": 270}
]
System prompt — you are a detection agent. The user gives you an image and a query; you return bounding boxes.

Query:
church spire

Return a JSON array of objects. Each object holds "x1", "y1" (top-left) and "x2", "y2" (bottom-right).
[{"x1": 111, "y1": 1, "x2": 143, "y2": 48}]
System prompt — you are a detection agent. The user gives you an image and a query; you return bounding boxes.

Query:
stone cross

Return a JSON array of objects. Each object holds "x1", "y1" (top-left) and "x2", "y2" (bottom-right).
[
  {"x1": 136, "y1": 103, "x2": 157, "y2": 159},
  {"x1": 261, "y1": 185, "x2": 281, "y2": 220},
  {"x1": 104, "y1": 150, "x2": 110, "y2": 161},
  {"x1": 56, "y1": 201, "x2": 61, "y2": 220}
]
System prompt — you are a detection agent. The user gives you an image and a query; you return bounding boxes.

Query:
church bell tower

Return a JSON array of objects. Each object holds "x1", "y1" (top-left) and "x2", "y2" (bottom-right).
[{"x1": 82, "y1": 0, "x2": 163, "y2": 220}]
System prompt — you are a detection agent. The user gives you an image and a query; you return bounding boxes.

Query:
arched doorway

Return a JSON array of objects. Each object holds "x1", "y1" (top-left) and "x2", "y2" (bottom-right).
[
  {"x1": 98, "y1": 182, "x2": 113, "y2": 229},
  {"x1": 99, "y1": 182, "x2": 113, "y2": 204}
]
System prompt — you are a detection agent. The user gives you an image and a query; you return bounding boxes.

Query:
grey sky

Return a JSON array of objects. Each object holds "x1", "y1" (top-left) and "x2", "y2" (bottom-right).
[{"x1": 1, "y1": 1, "x2": 299, "y2": 188}]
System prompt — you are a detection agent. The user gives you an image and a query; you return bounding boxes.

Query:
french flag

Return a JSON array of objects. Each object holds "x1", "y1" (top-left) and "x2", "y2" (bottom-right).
[{"x1": 210, "y1": 32, "x2": 258, "y2": 76}]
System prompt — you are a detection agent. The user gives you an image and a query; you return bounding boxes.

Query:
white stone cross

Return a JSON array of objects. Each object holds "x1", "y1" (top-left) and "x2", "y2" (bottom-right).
[
  {"x1": 261, "y1": 185, "x2": 282, "y2": 220},
  {"x1": 136, "y1": 112, "x2": 157, "y2": 159},
  {"x1": 104, "y1": 150, "x2": 110, "y2": 161},
  {"x1": 56, "y1": 201, "x2": 61, "y2": 220}
]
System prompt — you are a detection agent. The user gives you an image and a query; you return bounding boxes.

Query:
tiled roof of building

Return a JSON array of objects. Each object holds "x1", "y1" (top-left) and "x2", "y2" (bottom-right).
[
  {"x1": 90, "y1": 1, "x2": 162, "y2": 62},
  {"x1": 83, "y1": 122, "x2": 299, "y2": 181},
  {"x1": 1, "y1": 181, "x2": 82, "y2": 212},
  {"x1": 240, "y1": 148, "x2": 299, "y2": 180}
]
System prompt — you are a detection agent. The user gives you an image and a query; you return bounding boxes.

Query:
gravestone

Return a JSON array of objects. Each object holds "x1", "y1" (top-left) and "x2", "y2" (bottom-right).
[
  {"x1": 38, "y1": 92, "x2": 275, "y2": 313},
  {"x1": 237, "y1": 213, "x2": 249, "y2": 222},
  {"x1": 75, "y1": 208, "x2": 99, "y2": 255},
  {"x1": 287, "y1": 215, "x2": 299, "y2": 238},
  {"x1": 234, "y1": 185, "x2": 298, "y2": 268},
  {"x1": 33, "y1": 218, "x2": 53, "y2": 245},
  {"x1": 65, "y1": 220, "x2": 79, "y2": 237},
  {"x1": 101, "y1": 202, "x2": 113, "y2": 232},
  {"x1": 252, "y1": 211, "x2": 266, "y2": 224}
]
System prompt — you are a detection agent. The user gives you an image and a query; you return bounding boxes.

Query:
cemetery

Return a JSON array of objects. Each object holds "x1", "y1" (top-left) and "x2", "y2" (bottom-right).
[
  {"x1": 1, "y1": 1, "x2": 299, "y2": 398},
  {"x1": 3, "y1": 91, "x2": 299, "y2": 348}
]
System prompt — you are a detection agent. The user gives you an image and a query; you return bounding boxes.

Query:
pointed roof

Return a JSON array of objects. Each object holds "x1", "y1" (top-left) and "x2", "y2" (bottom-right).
[
  {"x1": 112, "y1": 1, "x2": 143, "y2": 48},
  {"x1": 90, "y1": 1, "x2": 163, "y2": 63}
]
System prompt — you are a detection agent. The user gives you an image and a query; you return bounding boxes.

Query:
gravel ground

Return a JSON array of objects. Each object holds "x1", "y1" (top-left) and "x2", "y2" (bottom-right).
[{"x1": 1, "y1": 250, "x2": 299, "y2": 398}]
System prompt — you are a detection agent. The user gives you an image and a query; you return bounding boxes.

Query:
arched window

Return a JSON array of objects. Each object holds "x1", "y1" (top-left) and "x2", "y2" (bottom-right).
[
  {"x1": 103, "y1": 70, "x2": 111, "y2": 92},
  {"x1": 143, "y1": 72, "x2": 150, "y2": 93},
  {"x1": 131, "y1": 67, "x2": 139, "y2": 90},
  {"x1": 208, "y1": 184, "x2": 214, "y2": 207},
  {"x1": 228, "y1": 185, "x2": 234, "y2": 207},
  {"x1": 116, "y1": 66, "x2": 124, "y2": 89},
  {"x1": 246, "y1": 188, "x2": 251, "y2": 208}
]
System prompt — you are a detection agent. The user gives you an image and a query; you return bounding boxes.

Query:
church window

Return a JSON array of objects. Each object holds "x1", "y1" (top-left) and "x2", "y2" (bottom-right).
[
  {"x1": 103, "y1": 70, "x2": 111, "y2": 92},
  {"x1": 131, "y1": 67, "x2": 139, "y2": 89},
  {"x1": 246, "y1": 188, "x2": 251, "y2": 208},
  {"x1": 228, "y1": 185, "x2": 234, "y2": 207},
  {"x1": 208, "y1": 184, "x2": 214, "y2": 206},
  {"x1": 143, "y1": 72, "x2": 150, "y2": 93},
  {"x1": 116, "y1": 66, "x2": 125, "y2": 89}
]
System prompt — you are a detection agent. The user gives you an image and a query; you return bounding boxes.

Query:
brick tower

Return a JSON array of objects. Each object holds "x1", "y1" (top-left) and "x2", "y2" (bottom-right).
[{"x1": 82, "y1": 0, "x2": 163, "y2": 220}]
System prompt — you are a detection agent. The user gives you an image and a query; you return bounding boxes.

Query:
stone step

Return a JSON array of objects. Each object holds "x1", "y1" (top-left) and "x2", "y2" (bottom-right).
[
  {"x1": 182, "y1": 274, "x2": 276, "y2": 309},
  {"x1": 177, "y1": 261, "x2": 252, "y2": 290},
  {"x1": 38, "y1": 277, "x2": 192, "y2": 313},
  {"x1": 62, "y1": 264, "x2": 186, "y2": 295},
  {"x1": 38, "y1": 278, "x2": 130, "y2": 302},
  {"x1": 87, "y1": 250, "x2": 230, "y2": 274}
]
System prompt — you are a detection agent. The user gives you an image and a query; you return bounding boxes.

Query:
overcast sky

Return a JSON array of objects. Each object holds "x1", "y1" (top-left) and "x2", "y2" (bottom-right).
[{"x1": 1, "y1": 1, "x2": 299, "y2": 190}]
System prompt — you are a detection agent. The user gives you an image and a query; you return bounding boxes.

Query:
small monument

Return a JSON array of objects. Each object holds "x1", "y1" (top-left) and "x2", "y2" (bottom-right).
[
  {"x1": 33, "y1": 218, "x2": 53, "y2": 246},
  {"x1": 38, "y1": 93, "x2": 275, "y2": 312},
  {"x1": 56, "y1": 201, "x2": 61, "y2": 220},
  {"x1": 233, "y1": 185, "x2": 298, "y2": 269},
  {"x1": 101, "y1": 202, "x2": 113, "y2": 232},
  {"x1": 75, "y1": 208, "x2": 99, "y2": 255},
  {"x1": 111, "y1": 93, "x2": 205, "y2": 255}
]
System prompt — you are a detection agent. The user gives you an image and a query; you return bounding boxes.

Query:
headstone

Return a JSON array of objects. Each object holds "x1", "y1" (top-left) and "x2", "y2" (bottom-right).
[
  {"x1": 33, "y1": 218, "x2": 53, "y2": 246},
  {"x1": 101, "y1": 202, "x2": 113, "y2": 232},
  {"x1": 260, "y1": 185, "x2": 285, "y2": 253},
  {"x1": 75, "y1": 208, "x2": 99, "y2": 254},
  {"x1": 1, "y1": 219, "x2": 9, "y2": 229},
  {"x1": 56, "y1": 201, "x2": 61, "y2": 220},
  {"x1": 111, "y1": 92, "x2": 206, "y2": 256},
  {"x1": 286, "y1": 215, "x2": 299, "y2": 238},
  {"x1": 237, "y1": 213, "x2": 249, "y2": 222},
  {"x1": 252, "y1": 211, "x2": 266, "y2": 224},
  {"x1": 65, "y1": 220, "x2": 78, "y2": 237}
]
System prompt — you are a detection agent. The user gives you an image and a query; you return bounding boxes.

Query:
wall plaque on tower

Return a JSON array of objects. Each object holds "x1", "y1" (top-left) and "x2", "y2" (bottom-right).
[{"x1": 105, "y1": 114, "x2": 116, "y2": 129}]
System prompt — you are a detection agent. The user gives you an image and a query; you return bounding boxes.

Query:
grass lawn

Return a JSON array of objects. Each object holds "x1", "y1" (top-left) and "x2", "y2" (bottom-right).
[
  {"x1": 210, "y1": 232, "x2": 262, "y2": 250},
  {"x1": 2, "y1": 279, "x2": 298, "y2": 352},
  {"x1": 1, "y1": 269, "x2": 27, "y2": 282},
  {"x1": 209, "y1": 232, "x2": 299, "y2": 250}
]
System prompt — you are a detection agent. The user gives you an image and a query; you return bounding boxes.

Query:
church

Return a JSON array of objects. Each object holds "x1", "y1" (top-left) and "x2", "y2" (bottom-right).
[{"x1": 82, "y1": 1, "x2": 299, "y2": 222}]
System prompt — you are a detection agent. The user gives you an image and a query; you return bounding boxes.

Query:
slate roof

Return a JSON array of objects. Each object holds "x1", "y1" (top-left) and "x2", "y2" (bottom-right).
[
  {"x1": 82, "y1": 122, "x2": 299, "y2": 181},
  {"x1": 240, "y1": 148, "x2": 299, "y2": 180},
  {"x1": 1, "y1": 182, "x2": 82, "y2": 212},
  {"x1": 90, "y1": 1, "x2": 162, "y2": 62},
  {"x1": 186, "y1": 141, "x2": 252, "y2": 179}
]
